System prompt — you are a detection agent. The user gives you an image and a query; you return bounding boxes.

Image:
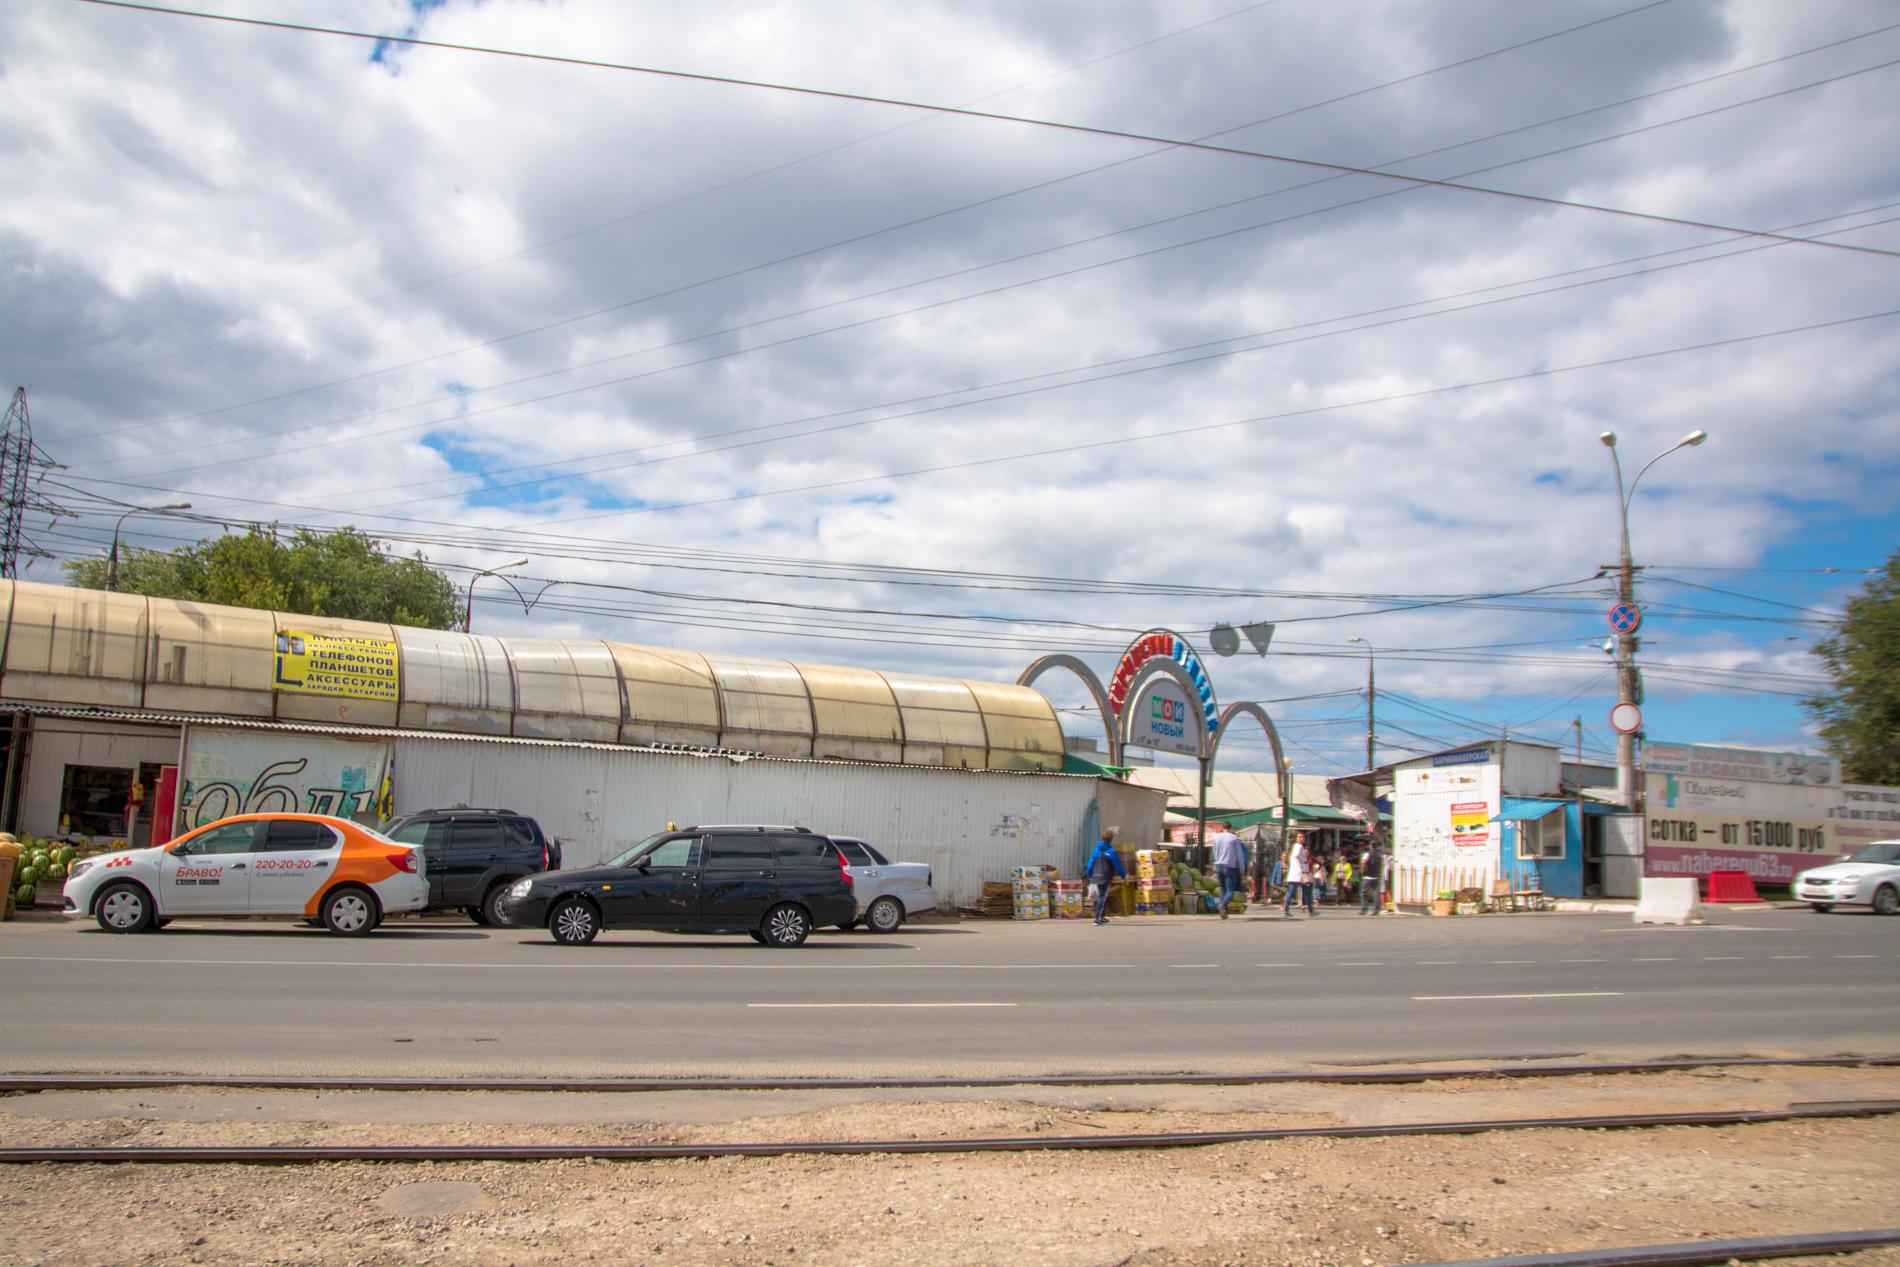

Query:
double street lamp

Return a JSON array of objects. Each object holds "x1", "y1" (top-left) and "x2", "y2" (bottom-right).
[
  {"x1": 105, "y1": 502, "x2": 192, "y2": 591},
  {"x1": 1599, "y1": 428, "x2": 1707, "y2": 812},
  {"x1": 465, "y1": 558, "x2": 529, "y2": 632}
]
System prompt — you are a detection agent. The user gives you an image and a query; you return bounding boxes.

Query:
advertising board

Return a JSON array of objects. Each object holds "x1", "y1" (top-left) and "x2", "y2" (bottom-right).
[{"x1": 1125, "y1": 678, "x2": 1200, "y2": 757}]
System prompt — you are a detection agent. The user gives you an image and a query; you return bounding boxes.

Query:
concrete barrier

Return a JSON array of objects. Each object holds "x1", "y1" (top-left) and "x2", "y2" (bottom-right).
[{"x1": 1635, "y1": 876, "x2": 1706, "y2": 926}]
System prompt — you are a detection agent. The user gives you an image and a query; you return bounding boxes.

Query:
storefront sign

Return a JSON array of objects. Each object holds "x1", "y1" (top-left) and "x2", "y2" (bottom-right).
[
  {"x1": 1642, "y1": 740, "x2": 1837, "y2": 787},
  {"x1": 1105, "y1": 629, "x2": 1218, "y2": 736},
  {"x1": 1450, "y1": 802, "x2": 1489, "y2": 845},
  {"x1": 180, "y1": 729, "x2": 392, "y2": 830},
  {"x1": 1126, "y1": 679, "x2": 1200, "y2": 756},
  {"x1": 1432, "y1": 746, "x2": 1490, "y2": 768},
  {"x1": 272, "y1": 629, "x2": 400, "y2": 702}
]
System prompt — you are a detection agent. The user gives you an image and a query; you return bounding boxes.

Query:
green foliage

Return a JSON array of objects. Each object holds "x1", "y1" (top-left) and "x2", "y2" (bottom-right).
[
  {"x1": 1803, "y1": 547, "x2": 1900, "y2": 785},
  {"x1": 63, "y1": 526, "x2": 461, "y2": 631}
]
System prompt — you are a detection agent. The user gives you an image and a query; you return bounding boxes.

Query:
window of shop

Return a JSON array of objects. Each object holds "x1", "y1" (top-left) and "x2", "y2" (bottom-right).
[
  {"x1": 1516, "y1": 813, "x2": 1564, "y2": 860},
  {"x1": 59, "y1": 764, "x2": 133, "y2": 837}
]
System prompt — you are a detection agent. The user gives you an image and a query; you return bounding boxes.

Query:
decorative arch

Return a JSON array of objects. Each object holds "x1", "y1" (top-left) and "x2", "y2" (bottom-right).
[
  {"x1": 1118, "y1": 657, "x2": 1219, "y2": 760},
  {"x1": 1017, "y1": 653, "x2": 1119, "y2": 767},
  {"x1": 1107, "y1": 629, "x2": 1217, "y2": 736},
  {"x1": 1212, "y1": 701, "x2": 1291, "y2": 803}
]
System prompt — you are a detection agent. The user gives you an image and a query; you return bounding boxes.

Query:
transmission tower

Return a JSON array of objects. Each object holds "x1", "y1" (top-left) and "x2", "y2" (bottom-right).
[{"x1": 0, "y1": 388, "x2": 65, "y2": 578}]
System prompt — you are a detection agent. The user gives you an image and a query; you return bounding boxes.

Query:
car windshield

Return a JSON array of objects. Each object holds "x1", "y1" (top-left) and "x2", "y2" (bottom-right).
[
  {"x1": 606, "y1": 832, "x2": 673, "y2": 868},
  {"x1": 1844, "y1": 842, "x2": 1900, "y2": 865}
]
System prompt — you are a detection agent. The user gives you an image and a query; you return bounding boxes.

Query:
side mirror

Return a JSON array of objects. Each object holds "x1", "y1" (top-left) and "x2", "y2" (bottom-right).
[{"x1": 635, "y1": 857, "x2": 651, "y2": 872}]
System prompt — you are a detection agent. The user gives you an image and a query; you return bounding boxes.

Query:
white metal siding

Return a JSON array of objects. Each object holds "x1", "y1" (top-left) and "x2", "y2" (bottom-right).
[{"x1": 391, "y1": 737, "x2": 1103, "y2": 907}]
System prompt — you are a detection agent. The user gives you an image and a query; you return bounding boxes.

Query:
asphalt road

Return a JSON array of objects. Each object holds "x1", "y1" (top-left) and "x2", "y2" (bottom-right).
[{"x1": 2, "y1": 905, "x2": 1896, "y2": 1077}]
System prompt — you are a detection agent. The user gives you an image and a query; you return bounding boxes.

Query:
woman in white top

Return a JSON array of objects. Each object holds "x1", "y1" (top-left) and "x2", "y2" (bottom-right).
[{"x1": 1281, "y1": 833, "x2": 1317, "y2": 918}]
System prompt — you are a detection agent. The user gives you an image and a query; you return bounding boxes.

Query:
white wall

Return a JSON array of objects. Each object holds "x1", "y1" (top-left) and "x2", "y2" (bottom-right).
[
  {"x1": 18, "y1": 717, "x2": 182, "y2": 838},
  {"x1": 392, "y1": 736, "x2": 1110, "y2": 907}
]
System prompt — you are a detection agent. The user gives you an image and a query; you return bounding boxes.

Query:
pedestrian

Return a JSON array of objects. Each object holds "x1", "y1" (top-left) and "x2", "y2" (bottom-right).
[
  {"x1": 1207, "y1": 825, "x2": 1247, "y2": 920},
  {"x1": 1332, "y1": 852, "x2": 1355, "y2": 906},
  {"x1": 1359, "y1": 839, "x2": 1387, "y2": 915},
  {"x1": 1282, "y1": 832, "x2": 1317, "y2": 918},
  {"x1": 1085, "y1": 828, "x2": 1125, "y2": 925}
]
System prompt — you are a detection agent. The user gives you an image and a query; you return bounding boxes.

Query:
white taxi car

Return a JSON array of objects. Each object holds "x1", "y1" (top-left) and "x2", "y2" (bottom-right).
[
  {"x1": 62, "y1": 813, "x2": 427, "y2": 936},
  {"x1": 1794, "y1": 840, "x2": 1900, "y2": 915}
]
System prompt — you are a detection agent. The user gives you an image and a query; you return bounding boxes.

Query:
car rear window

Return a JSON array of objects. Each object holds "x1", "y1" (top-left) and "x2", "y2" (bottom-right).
[
  {"x1": 261, "y1": 820, "x2": 335, "y2": 852},
  {"x1": 704, "y1": 834, "x2": 775, "y2": 868},
  {"x1": 835, "y1": 840, "x2": 873, "y2": 866},
  {"x1": 503, "y1": 818, "x2": 539, "y2": 849},
  {"x1": 773, "y1": 835, "x2": 841, "y2": 865}
]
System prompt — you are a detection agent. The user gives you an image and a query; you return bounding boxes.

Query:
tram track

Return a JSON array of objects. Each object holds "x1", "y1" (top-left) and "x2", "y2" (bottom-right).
[
  {"x1": 3, "y1": 1052, "x2": 1895, "y2": 1095},
  {"x1": 1416, "y1": 1228, "x2": 1900, "y2": 1267},
  {"x1": 2, "y1": 1099, "x2": 1896, "y2": 1166}
]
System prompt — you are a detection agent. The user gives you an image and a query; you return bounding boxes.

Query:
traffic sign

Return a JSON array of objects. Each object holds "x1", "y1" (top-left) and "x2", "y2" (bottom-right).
[
  {"x1": 1608, "y1": 602, "x2": 1642, "y2": 634},
  {"x1": 1609, "y1": 701, "x2": 1643, "y2": 734}
]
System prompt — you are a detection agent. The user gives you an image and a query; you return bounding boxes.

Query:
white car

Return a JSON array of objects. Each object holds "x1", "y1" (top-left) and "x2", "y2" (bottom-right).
[
  {"x1": 831, "y1": 836, "x2": 936, "y2": 933},
  {"x1": 1794, "y1": 841, "x2": 1900, "y2": 915},
  {"x1": 62, "y1": 813, "x2": 428, "y2": 936}
]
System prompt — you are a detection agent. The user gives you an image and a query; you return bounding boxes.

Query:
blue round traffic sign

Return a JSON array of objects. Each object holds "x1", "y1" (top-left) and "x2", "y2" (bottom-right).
[{"x1": 1608, "y1": 601, "x2": 1642, "y2": 634}]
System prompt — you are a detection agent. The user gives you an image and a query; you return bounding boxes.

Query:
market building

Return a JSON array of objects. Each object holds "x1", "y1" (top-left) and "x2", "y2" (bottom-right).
[{"x1": 0, "y1": 580, "x2": 1164, "y2": 908}]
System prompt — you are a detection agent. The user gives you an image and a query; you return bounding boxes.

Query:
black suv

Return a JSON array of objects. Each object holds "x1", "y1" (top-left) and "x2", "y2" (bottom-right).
[
  {"x1": 494, "y1": 824, "x2": 855, "y2": 948},
  {"x1": 383, "y1": 808, "x2": 562, "y2": 926}
]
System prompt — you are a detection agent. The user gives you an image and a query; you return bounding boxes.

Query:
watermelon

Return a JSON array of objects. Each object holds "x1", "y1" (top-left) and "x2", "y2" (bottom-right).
[
  {"x1": 46, "y1": 863, "x2": 66, "y2": 881},
  {"x1": 54, "y1": 846, "x2": 74, "y2": 865},
  {"x1": 13, "y1": 883, "x2": 31, "y2": 905},
  {"x1": 17, "y1": 865, "x2": 38, "y2": 886}
]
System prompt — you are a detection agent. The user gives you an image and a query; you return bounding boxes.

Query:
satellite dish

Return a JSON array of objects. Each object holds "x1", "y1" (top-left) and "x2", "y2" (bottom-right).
[{"x1": 1209, "y1": 625, "x2": 1240, "y2": 656}]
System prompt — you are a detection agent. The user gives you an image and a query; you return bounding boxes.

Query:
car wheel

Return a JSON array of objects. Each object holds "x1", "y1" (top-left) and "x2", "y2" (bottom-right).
[
  {"x1": 466, "y1": 904, "x2": 491, "y2": 926},
  {"x1": 762, "y1": 903, "x2": 811, "y2": 948},
  {"x1": 1809, "y1": 902, "x2": 1834, "y2": 913},
  {"x1": 550, "y1": 897, "x2": 600, "y2": 945},
  {"x1": 321, "y1": 885, "x2": 379, "y2": 937},
  {"x1": 94, "y1": 881, "x2": 153, "y2": 934},
  {"x1": 481, "y1": 882, "x2": 514, "y2": 928},
  {"x1": 1874, "y1": 885, "x2": 1899, "y2": 916},
  {"x1": 748, "y1": 929, "x2": 768, "y2": 944},
  {"x1": 865, "y1": 896, "x2": 905, "y2": 934}
]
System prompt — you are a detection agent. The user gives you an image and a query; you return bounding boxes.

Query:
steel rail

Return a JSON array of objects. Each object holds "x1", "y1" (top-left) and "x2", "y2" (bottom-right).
[
  {"x1": 2, "y1": 1054, "x2": 1895, "y2": 1095},
  {"x1": 1413, "y1": 1227, "x2": 1900, "y2": 1267},
  {"x1": 2, "y1": 1099, "x2": 1895, "y2": 1166}
]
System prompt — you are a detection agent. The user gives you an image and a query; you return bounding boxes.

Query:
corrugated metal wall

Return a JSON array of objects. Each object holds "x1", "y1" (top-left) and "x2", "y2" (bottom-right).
[{"x1": 391, "y1": 736, "x2": 1117, "y2": 907}]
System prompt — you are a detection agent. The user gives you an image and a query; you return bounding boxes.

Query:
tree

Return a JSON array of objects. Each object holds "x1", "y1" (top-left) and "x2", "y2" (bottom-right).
[
  {"x1": 63, "y1": 526, "x2": 462, "y2": 631},
  {"x1": 1804, "y1": 545, "x2": 1900, "y2": 785}
]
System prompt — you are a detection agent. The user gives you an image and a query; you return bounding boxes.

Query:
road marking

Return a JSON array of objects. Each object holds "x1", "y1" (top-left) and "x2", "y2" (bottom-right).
[
  {"x1": 1418, "y1": 960, "x2": 1461, "y2": 965},
  {"x1": 1490, "y1": 959, "x2": 1536, "y2": 964},
  {"x1": 746, "y1": 1002, "x2": 1017, "y2": 1009},
  {"x1": 1632, "y1": 957, "x2": 1677, "y2": 962},
  {"x1": 1836, "y1": 954, "x2": 1880, "y2": 959},
  {"x1": 1255, "y1": 962, "x2": 1302, "y2": 967},
  {"x1": 1772, "y1": 955, "x2": 1812, "y2": 960},
  {"x1": 1411, "y1": 992, "x2": 1625, "y2": 1001},
  {"x1": 1702, "y1": 956, "x2": 1744, "y2": 961},
  {"x1": 1559, "y1": 958, "x2": 1604, "y2": 963},
  {"x1": 0, "y1": 956, "x2": 1130, "y2": 972},
  {"x1": 1172, "y1": 963, "x2": 1220, "y2": 968},
  {"x1": 1337, "y1": 961, "x2": 1383, "y2": 966}
]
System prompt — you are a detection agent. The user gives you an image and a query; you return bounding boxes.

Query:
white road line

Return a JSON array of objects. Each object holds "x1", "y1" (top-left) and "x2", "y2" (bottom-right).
[
  {"x1": 1560, "y1": 958, "x2": 1604, "y2": 963},
  {"x1": 0, "y1": 956, "x2": 1128, "y2": 972},
  {"x1": 1490, "y1": 959, "x2": 1536, "y2": 964},
  {"x1": 1702, "y1": 956, "x2": 1744, "y2": 961},
  {"x1": 1418, "y1": 960, "x2": 1461, "y2": 965},
  {"x1": 1411, "y1": 992, "x2": 1625, "y2": 1001},
  {"x1": 1836, "y1": 954, "x2": 1880, "y2": 959},
  {"x1": 1255, "y1": 962, "x2": 1302, "y2": 967},
  {"x1": 1172, "y1": 963, "x2": 1220, "y2": 968},
  {"x1": 746, "y1": 1002, "x2": 1017, "y2": 1009}
]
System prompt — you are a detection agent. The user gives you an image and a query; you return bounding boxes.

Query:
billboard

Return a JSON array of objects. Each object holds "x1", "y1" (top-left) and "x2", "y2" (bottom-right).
[
  {"x1": 1125, "y1": 678, "x2": 1200, "y2": 756},
  {"x1": 1643, "y1": 741, "x2": 1837, "y2": 788},
  {"x1": 272, "y1": 629, "x2": 400, "y2": 702}
]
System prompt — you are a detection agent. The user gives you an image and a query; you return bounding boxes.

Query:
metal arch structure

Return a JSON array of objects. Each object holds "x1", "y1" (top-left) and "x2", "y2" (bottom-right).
[
  {"x1": 1016, "y1": 654, "x2": 1120, "y2": 767},
  {"x1": 1212, "y1": 700, "x2": 1294, "y2": 897}
]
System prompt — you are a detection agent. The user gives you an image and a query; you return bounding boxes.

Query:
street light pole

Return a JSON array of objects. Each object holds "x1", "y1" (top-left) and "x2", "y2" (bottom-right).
[
  {"x1": 1348, "y1": 636, "x2": 1375, "y2": 770},
  {"x1": 464, "y1": 558, "x2": 529, "y2": 632},
  {"x1": 106, "y1": 502, "x2": 192, "y2": 591},
  {"x1": 1599, "y1": 429, "x2": 1706, "y2": 813}
]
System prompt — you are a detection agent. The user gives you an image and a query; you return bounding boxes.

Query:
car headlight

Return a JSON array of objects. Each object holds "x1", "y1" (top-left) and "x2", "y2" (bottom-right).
[
  {"x1": 67, "y1": 859, "x2": 94, "y2": 880},
  {"x1": 508, "y1": 877, "x2": 535, "y2": 898}
]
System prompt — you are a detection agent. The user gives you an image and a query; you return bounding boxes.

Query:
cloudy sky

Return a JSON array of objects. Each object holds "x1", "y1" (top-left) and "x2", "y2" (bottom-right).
[{"x1": 4, "y1": 0, "x2": 1897, "y2": 777}]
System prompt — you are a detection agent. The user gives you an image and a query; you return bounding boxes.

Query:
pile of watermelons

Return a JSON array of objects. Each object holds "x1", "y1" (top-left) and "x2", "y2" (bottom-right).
[{"x1": 9, "y1": 835, "x2": 82, "y2": 908}]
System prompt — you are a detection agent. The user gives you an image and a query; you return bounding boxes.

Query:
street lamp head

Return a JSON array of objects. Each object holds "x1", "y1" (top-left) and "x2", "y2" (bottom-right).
[
  {"x1": 161, "y1": 502, "x2": 191, "y2": 511},
  {"x1": 1348, "y1": 636, "x2": 1366, "y2": 645},
  {"x1": 1678, "y1": 429, "x2": 1707, "y2": 447},
  {"x1": 500, "y1": 557, "x2": 528, "y2": 571},
  {"x1": 1599, "y1": 430, "x2": 1617, "y2": 448}
]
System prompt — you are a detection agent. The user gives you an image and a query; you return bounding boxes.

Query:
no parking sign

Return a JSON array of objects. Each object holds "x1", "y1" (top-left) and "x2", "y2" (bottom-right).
[{"x1": 1608, "y1": 601, "x2": 1642, "y2": 634}]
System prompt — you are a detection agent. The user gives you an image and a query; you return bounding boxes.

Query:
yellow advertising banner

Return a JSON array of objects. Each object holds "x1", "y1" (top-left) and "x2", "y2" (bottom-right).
[{"x1": 271, "y1": 629, "x2": 399, "y2": 701}]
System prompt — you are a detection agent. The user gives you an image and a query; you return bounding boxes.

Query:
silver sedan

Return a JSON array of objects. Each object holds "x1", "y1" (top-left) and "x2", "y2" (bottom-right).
[{"x1": 831, "y1": 836, "x2": 937, "y2": 933}]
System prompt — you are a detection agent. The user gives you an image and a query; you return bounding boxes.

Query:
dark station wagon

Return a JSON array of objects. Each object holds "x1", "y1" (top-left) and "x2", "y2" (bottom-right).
[
  {"x1": 383, "y1": 808, "x2": 562, "y2": 926},
  {"x1": 494, "y1": 824, "x2": 856, "y2": 947}
]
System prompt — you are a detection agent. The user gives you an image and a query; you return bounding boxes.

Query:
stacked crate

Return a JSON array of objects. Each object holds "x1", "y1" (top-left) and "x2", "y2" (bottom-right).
[{"x1": 1134, "y1": 849, "x2": 1174, "y2": 915}]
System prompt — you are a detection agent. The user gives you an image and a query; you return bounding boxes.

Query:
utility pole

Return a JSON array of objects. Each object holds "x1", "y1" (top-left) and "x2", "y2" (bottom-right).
[
  {"x1": 1599, "y1": 429, "x2": 1706, "y2": 814},
  {"x1": 1349, "y1": 636, "x2": 1375, "y2": 770}
]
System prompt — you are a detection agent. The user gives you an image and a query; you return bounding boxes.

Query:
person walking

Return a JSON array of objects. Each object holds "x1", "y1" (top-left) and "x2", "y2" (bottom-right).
[
  {"x1": 1332, "y1": 852, "x2": 1355, "y2": 906},
  {"x1": 1359, "y1": 839, "x2": 1387, "y2": 915},
  {"x1": 1282, "y1": 832, "x2": 1317, "y2": 918},
  {"x1": 1207, "y1": 826, "x2": 1247, "y2": 919},
  {"x1": 1085, "y1": 829, "x2": 1125, "y2": 925}
]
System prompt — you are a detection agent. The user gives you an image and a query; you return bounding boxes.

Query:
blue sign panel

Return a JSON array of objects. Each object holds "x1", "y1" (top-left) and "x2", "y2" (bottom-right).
[
  {"x1": 1608, "y1": 602, "x2": 1642, "y2": 634},
  {"x1": 1431, "y1": 746, "x2": 1491, "y2": 767}
]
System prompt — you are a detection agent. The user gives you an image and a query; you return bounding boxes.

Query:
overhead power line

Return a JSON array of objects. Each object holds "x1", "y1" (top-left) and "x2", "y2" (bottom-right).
[{"x1": 73, "y1": 0, "x2": 1900, "y2": 264}]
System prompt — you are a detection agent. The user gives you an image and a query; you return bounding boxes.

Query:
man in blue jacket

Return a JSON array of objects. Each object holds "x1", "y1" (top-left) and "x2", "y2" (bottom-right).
[{"x1": 1085, "y1": 829, "x2": 1126, "y2": 924}]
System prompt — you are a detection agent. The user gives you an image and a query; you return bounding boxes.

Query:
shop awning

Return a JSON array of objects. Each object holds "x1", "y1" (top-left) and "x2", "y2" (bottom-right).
[{"x1": 1490, "y1": 797, "x2": 1570, "y2": 823}]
